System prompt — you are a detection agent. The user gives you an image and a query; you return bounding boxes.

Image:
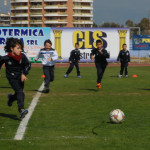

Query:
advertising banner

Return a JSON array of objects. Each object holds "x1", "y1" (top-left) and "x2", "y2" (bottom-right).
[
  {"x1": 0, "y1": 27, "x2": 130, "y2": 62},
  {"x1": 132, "y1": 35, "x2": 150, "y2": 50}
]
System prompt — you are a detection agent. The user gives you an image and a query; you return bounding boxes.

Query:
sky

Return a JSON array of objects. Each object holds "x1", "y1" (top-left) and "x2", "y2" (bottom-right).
[{"x1": 0, "y1": 0, "x2": 150, "y2": 25}]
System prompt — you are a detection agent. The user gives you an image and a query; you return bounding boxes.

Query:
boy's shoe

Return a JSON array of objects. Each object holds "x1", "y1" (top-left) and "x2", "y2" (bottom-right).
[
  {"x1": 77, "y1": 75, "x2": 82, "y2": 78},
  {"x1": 125, "y1": 75, "x2": 129, "y2": 78},
  {"x1": 42, "y1": 88, "x2": 50, "y2": 93},
  {"x1": 64, "y1": 74, "x2": 68, "y2": 78},
  {"x1": 7, "y1": 93, "x2": 13, "y2": 107},
  {"x1": 118, "y1": 75, "x2": 122, "y2": 78},
  {"x1": 20, "y1": 109, "x2": 28, "y2": 119},
  {"x1": 96, "y1": 83, "x2": 101, "y2": 89}
]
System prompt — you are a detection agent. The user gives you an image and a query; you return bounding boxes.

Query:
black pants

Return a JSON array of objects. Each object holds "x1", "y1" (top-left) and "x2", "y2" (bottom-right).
[
  {"x1": 43, "y1": 65, "x2": 54, "y2": 89},
  {"x1": 66, "y1": 62, "x2": 80, "y2": 76},
  {"x1": 120, "y1": 62, "x2": 128, "y2": 75},
  {"x1": 95, "y1": 63, "x2": 106, "y2": 83},
  {"x1": 8, "y1": 78, "x2": 25, "y2": 112}
]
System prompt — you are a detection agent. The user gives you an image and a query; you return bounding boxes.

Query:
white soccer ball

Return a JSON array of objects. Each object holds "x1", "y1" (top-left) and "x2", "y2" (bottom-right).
[{"x1": 109, "y1": 109, "x2": 125, "y2": 123}]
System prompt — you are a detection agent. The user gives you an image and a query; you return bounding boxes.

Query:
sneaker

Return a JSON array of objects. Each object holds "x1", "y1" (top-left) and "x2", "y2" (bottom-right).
[
  {"x1": 20, "y1": 109, "x2": 28, "y2": 119},
  {"x1": 77, "y1": 75, "x2": 82, "y2": 78},
  {"x1": 42, "y1": 88, "x2": 50, "y2": 93},
  {"x1": 96, "y1": 83, "x2": 101, "y2": 89},
  {"x1": 125, "y1": 75, "x2": 129, "y2": 78},
  {"x1": 7, "y1": 93, "x2": 13, "y2": 107},
  {"x1": 64, "y1": 74, "x2": 68, "y2": 78},
  {"x1": 118, "y1": 75, "x2": 122, "y2": 78}
]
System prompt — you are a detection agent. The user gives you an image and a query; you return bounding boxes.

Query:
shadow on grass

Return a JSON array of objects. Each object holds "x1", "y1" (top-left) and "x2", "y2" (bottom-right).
[
  {"x1": 110, "y1": 75, "x2": 118, "y2": 78},
  {"x1": 92, "y1": 121, "x2": 122, "y2": 135},
  {"x1": 138, "y1": 88, "x2": 150, "y2": 91},
  {"x1": 0, "y1": 86, "x2": 11, "y2": 89},
  {"x1": 80, "y1": 89, "x2": 98, "y2": 92},
  {"x1": 0, "y1": 113, "x2": 20, "y2": 121},
  {"x1": 30, "y1": 90, "x2": 43, "y2": 93}
]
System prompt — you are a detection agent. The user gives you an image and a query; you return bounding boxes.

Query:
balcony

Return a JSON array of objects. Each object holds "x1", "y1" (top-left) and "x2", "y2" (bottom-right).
[
  {"x1": 73, "y1": 0, "x2": 93, "y2": 2},
  {"x1": 11, "y1": 0, "x2": 28, "y2": 3},
  {"x1": 73, "y1": 5, "x2": 93, "y2": 10},
  {"x1": 11, "y1": 20, "x2": 28, "y2": 24},
  {"x1": 73, "y1": 19, "x2": 93, "y2": 24},
  {"x1": 11, "y1": 13, "x2": 28, "y2": 17},
  {"x1": 73, "y1": 13, "x2": 93, "y2": 17},
  {"x1": 44, "y1": 5, "x2": 67, "y2": 9},
  {"x1": 44, "y1": 19, "x2": 68, "y2": 24},
  {"x1": 44, "y1": 12, "x2": 68, "y2": 17},
  {"x1": 30, "y1": 5, "x2": 43, "y2": 9},
  {"x1": 30, "y1": 20, "x2": 43, "y2": 24},
  {"x1": 44, "y1": 0, "x2": 67, "y2": 1},
  {"x1": 30, "y1": 13, "x2": 42, "y2": 16},
  {"x1": 11, "y1": 6, "x2": 28, "y2": 10},
  {"x1": 30, "y1": 0, "x2": 42, "y2": 2},
  {"x1": 0, "y1": 23, "x2": 10, "y2": 26}
]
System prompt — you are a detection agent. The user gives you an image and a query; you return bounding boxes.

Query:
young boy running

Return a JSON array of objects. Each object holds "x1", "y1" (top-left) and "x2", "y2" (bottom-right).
[
  {"x1": 35, "y1": 39, "x2": 58, "y2": 93},
  {"x1": 64, "y1": 43, "x2": 81, "y2": 78},
  {"x1": 91, "y1": 40, "x2": 110, "y2": 89},
  {"x1": 117, "y1": 44, "x2": 130, "y2": 78},
  {"x1": 0, "y1": 38, "x2": 31, "y2": 118}
]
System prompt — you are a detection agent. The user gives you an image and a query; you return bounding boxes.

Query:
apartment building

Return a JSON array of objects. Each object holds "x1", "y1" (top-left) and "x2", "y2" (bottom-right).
[
  {"x1": 0, "y1": 12, "x2": 10, "y2": 27},
  {"x1": 11, "y1": 0, "x2": 93, "y2": 27}
]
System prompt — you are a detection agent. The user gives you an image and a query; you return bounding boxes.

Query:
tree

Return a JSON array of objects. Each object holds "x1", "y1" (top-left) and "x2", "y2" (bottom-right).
[
  {"x1": 93, "y1": 22, "x2": 99, "y2": 27},
  {"x1": 136, "y1": 18, "x2": 149, "y2": 35},
  {"x1": 125, "y1": 20, "x2": 134, "y2": 27},
  {"x1": 100, "y1": 22, "x2": 122, "y2": 28}
]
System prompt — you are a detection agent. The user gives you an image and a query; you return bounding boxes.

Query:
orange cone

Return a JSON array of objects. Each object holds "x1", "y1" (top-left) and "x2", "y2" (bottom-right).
[
  {"x1": 132, "y1": 74, "x2": 138, "y2": 78},
  {"x1": 41, "y1": 75, "x2": 45, "y2": 78}
]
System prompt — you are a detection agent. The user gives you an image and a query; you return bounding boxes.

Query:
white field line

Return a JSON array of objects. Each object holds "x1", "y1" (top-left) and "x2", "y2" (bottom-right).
[{"x1": 14, "y1": 82, "x2": 44, "y2": 140}]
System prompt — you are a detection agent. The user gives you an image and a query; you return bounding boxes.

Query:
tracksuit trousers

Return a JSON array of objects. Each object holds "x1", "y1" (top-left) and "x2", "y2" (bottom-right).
[
  {"x1": 8, "y1": 78, "x2": 25, "y2": 112},
  {"x1": 43, "y1": 65, "x2": 55, "y2": 90}
]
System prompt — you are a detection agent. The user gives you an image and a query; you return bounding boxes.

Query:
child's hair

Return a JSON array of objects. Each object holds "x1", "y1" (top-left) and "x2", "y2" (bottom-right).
[
  {"x1": 44, "y1": 39, "x2": 52, "y2": 46},
  {"x1": 75, "y1": 43, "x2": 79, "y2": 46},
  {"x1": 4, "y1": 37, "x2": 24, "y2": 53},
  {"x1": 96, "y1": 39, "x2": 102, "y2": 44},
  {"x1": 123, "y1": 44, "x2": 127, "y2": 46}
]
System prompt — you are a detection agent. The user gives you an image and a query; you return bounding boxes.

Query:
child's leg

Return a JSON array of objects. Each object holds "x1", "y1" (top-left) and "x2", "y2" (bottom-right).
[
  {"x1": 125, "y1": 63, "x2": 128, "y2": 75},
  {"x1": 50, "y1": 66, "x2": 55, "y2": 82},
  {"x1": 120, "y1": 63, "x2": 125, "y2": 75},
  {"x1": 75, "y1": 62, "x2": 80, "y2": 76},
  {"x1": 66, "y1": 63, "x2": 74, "y2": 75},
  {"x1": 8, "y1": 79, "x2": 25, "y2": 112},
  {"x1": 101, "y1": 66, "x2": 106, "y2": 79},
  {"x1": 43, "y1": 66, "x2": 51, "y2": 90},
  {"x1": 95, "y1": 63, "x2": 104, "y2": 83}
]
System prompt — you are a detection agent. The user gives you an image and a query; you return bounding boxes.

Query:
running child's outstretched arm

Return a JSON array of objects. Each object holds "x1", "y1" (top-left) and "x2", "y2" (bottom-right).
[
  {"x1": 34, "y1": 50, "x2": 41, "y2": 61},
  {"x1": 21, "y1": 53, "x2": 31, "y2": 82},
  {"x1": 51, "y1": 50, "x2": 58, "y2": 61}
]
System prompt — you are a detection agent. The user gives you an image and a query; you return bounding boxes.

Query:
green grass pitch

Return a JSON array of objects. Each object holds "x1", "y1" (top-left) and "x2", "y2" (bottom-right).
[{"x1": 0, "y1": 66, "x2": 150, "y2": 150}]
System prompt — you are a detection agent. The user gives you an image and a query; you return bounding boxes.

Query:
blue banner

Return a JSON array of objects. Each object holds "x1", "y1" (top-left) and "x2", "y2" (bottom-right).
[
  {"x1": 0, "y1": 27, "x2": 51, "y2": 61},
  {"x1": 132, "y1": 35, "x2": 150, "y2": 50}
]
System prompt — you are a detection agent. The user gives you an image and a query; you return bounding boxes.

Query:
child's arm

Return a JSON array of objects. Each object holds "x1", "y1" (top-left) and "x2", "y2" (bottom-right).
[
  {"x1": 103, "y1": 50, "x2": 110, "y2": 58},
  {"x1": 128, "y1": 51, "x2": 130, "y2": 62},
  {"x1": 90, "y1": 49, "x2": 95, "y2": 61},
  {"x1": 22, "y1": 53, "x2": 31, "y2": 76},
  {"x1": 34, "y1": 50, "x2": 41, "y2": 61},
  {"x1": 51, "y1": 50, "x2": 58, "y2": 61},
  {"x1": 78, "y1": 51, "x2": 81, "y2": 62}
]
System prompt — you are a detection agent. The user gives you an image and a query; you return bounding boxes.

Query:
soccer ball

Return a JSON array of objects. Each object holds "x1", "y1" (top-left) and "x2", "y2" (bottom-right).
[{"x1": 109, "y1": 109, "x2": 125, "y2": 123}]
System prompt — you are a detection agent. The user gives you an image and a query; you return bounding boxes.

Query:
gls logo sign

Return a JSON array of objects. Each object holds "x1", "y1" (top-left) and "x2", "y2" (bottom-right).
[{"x1": 73, "y1": 30, "x2": 107, "y2": 49}]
